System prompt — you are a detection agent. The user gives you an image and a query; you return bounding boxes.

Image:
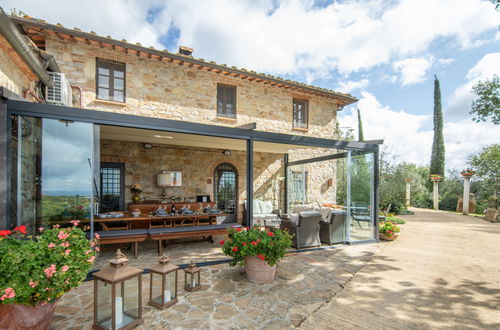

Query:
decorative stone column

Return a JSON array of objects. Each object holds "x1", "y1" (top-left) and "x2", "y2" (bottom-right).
[
  {"x1": 460, "y1": 169, "x2": 475, "y2": 215},
  {"x1": 430, "y1": 174, "x2": 442, "y2": 210},
  {"x1": 404, "y1": 178, "x2": 412, "y2": 207}
]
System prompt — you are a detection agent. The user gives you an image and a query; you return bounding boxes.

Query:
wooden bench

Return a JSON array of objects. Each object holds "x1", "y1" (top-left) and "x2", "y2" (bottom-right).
[
  {"x1": 148, "y1": 224, "x2": 242, "y2": 255},
  {"x1": 95, "y1": 229, "x2": 149, "y2": 258}
]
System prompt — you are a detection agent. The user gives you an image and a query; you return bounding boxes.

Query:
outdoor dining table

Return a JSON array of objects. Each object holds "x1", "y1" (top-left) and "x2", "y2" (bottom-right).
[{"x1": 94, "y1": 213, "x2": 228, "y2": 230}]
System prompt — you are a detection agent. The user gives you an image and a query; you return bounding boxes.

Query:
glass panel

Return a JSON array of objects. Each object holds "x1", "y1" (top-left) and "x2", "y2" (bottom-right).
[
  {"x1": 123, "y1": 277, "x2": 140, "y2": 322},
  {"x1": 98, "y1": 88, "x2": 109, "y2": 100},
  {"x1": 214, "y1": 163, "x2": 237, "y2": 223},
  {"x1": 10, "y1": 116, "x2": 95, "y2": 233},
  {"x1": 100, "y1": 165, "x2": 123, "y2": 212},
  {"x1": 98, "y1": 67, "x2": 109, "y2": 76},
  {"x1": 114, "y1": 70, "x2": 124, "y2": 78},
  {"x1": 113, "y1": 91, "x2": 124, "y2": 103},
  {"x1": 150, "y1": 272, "x2": 163, "y2": 305},
  {"x1": 349, "y1": 151, "x2": 375, "y2": 242},
  {"x1": 96, "y1": 280, "x2": 112, "y2": 328},
  {"x1": 151, "y1": 272, "x2": 176, "y2": 305},
  {"x1": 98, "y1": 75, "x2": 109, "y2": 88},
  {"x1": 217, "y1": 96, "x2": 224, "y2": 114},
  {"x1": 114, "y1": 78, "x2": 124, "y2": 90}
]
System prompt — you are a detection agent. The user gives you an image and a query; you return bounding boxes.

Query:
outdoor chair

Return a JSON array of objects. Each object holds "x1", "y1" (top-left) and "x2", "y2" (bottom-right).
[
  {"x1": 319, "y1": 210, "x2": 346, "y2": 245},
  {"x1": 280, "y1": 211, "x2": 322, "y2": 249}
]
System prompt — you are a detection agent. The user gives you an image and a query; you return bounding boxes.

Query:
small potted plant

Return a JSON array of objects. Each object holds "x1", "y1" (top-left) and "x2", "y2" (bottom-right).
[
  {"x1": 0, "y1": 222, "x2": 98, "y2": 329},
  {"x1": 378, "y1": 221, "x2": 400, "y2": 241},
  {"x1": 131, "y1": 183, "x2": 143, "y2": 203},
  {"x1": 429, "y1": 174, "x2": 442, "y2": 182},
  {"x1": 460, "y1": 169, "x2": 475, "y2": 177},
  {"x1": 220, "y1": 226, "x2": 292, "y2": 283}
]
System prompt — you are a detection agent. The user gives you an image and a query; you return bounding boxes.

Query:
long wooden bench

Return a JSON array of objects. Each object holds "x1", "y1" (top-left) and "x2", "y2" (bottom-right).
[
  {"x1": 95, "y1": 229, "x2": 149, "y2": 258},
  {"x1": 149, "y1": 224, "x2": 242, "y2": 255}
]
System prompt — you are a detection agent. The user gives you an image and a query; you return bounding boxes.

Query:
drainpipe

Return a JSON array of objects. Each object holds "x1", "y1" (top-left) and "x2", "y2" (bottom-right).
[
  {"x1": 22, "y1": 89, "x2": 42, "y2": 103},
  {"x1": 0, "y1": 8, "x2": 53, "y2": 88},
  {"x1": 71, "y1": 85, "x2": 83, "y2": 108}
]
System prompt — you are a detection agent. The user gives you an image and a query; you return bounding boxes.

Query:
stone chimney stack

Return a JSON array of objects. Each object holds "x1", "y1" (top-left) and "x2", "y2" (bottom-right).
[{"x1": 178, "y1": 46, "x2": 193, "y2": 56}]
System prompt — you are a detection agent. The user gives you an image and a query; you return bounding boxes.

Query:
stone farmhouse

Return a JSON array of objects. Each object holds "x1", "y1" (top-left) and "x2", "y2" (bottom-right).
[{"x1": 0, "y1": 8, "x2": 380, "y2": 245}]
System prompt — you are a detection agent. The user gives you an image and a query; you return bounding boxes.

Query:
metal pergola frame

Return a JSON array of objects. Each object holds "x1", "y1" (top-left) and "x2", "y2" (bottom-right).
[{"x1": 0, "y1": 97, "x2": 380, "y2": 242}]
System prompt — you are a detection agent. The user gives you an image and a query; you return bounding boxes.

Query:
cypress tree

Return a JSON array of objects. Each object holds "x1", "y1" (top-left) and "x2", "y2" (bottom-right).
[
  {"x1": 357, "y1": 108, "x2": 364, "y2": 141},
  {"x1": 430, "y1": 75, "x2": 445, "y2": 178}
]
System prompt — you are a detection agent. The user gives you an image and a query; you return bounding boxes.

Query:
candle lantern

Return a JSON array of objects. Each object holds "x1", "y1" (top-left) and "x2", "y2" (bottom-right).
[
  {"x1": 148, "y1": 254, "x2": 179, "y2": 309},
  {"x1": 93, "y1": 250, "x2": 143, "y2": 330},
  {"x1": 184, "y1": 260, "x2": 201, "y2": 292}
]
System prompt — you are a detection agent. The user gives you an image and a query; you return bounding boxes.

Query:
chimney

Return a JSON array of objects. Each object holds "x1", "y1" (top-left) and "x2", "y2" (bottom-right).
[{"x1": 178, "y1": 46, "x2": 193, "y2": 56}]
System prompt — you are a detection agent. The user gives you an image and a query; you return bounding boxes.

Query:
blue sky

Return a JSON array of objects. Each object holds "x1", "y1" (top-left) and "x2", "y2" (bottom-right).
[{"x1": 2, "y1": 0, "x2": 499, "y2": 170}]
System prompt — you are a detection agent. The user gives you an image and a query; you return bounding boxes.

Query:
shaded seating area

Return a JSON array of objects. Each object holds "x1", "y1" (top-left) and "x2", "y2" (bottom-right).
[
  {"x1": 320, "y1": 210, "x2": 346, "y2": 245},
  {"x1": 280, "y1": 211, "x2": 322, "y2": 249}
]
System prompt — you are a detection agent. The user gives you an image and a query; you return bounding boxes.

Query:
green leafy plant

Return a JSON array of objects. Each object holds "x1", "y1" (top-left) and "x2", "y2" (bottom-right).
[
  {"x1": 378, "y1": 221, "x2": 400, "y2": 237},
  {"x1": 0, "y1": 222, "x2": 98, "y2": 305},
  {"x1": 221, "y1": 226, "x2": 292, "y2": 267},
  {"x1": 386, "y1": 216, "x2": 406, "y2": 224}
]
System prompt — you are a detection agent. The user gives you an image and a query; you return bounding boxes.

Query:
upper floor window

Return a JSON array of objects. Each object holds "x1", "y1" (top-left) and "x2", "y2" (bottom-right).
[
  {"x1": 293, "y1": 99, "x2": 308, "y2": 129},
  {"x1": 96, "y1": 59, "x2": 125, "y2": 103},
  {"x1": 217, "y1": 84, "x2": 236, "y2": 118}
]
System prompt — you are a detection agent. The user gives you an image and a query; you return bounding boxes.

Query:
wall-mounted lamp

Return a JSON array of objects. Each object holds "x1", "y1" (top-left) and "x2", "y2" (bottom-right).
[
  {"x1": 143, "y1": 143, "x2": 153, "y2": 149},
  {"x1": 223, "y1": 150, "x2": 232, "y2": 156}
]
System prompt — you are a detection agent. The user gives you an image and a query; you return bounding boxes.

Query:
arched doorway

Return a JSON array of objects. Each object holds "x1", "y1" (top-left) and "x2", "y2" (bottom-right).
[{"x1": 213, "y1": 163, "x2": 238, "y2": 221}]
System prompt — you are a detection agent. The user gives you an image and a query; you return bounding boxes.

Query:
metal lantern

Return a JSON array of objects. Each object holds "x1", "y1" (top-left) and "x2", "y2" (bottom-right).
[
  {"x1": 93, "y1": 250, "x2": 143, "y2": 330},
  {"x1": 184, "y1": 260, "x2": 201, "y2": 292},
  {"x1": 148, "y1": 254, "x2": 179, "y2": 309}
]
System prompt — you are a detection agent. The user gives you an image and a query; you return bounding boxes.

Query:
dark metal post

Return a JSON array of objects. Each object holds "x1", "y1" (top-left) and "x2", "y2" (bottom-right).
[
  {"x1": 246, "y1": 138, "x2": 253, "y2": 227},
  {"x1": 373, "y1": 147, "x2": 380, "y2": 242},
  {"x1": 284, "y1": 154, "x2": 289, "y2": 214},
  {"x1": 0, "y1": 101, "x2": 9, "y2": 229}
]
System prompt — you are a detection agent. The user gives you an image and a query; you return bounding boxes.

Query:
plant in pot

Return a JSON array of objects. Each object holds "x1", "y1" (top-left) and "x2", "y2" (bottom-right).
[
  {"x1": 131, "y1": 183, "x2": 143, "y2": 203},
  {"x1": 378, "y1": 221, "x2": 401, "y2": 241},
  {"x1": 221, "y1": 226, "x2": 292, "y2": 283},
  {"x1": 0, "y1": 222, "x2": 98, "y2": 329}
]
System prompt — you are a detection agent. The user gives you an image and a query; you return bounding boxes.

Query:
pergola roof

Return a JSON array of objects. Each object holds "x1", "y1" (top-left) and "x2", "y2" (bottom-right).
[{"x1": 11, "y1": 15, "x2": 358, "y2": 107}]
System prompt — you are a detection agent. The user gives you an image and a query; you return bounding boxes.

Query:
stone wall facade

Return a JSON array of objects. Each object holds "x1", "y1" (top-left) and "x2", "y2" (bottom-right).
[
  {"x1": 44, "y1": 35, "x2": 340, "y2": 138},
  {"x1": 0, "y1": 33, "x2": 37, "y2": 97}
]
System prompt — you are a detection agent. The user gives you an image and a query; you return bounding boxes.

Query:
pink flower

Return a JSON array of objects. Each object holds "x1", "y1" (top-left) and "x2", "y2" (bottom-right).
[
  {"x1": 61, "y1": 265, "x2": 69, "y2": 272},
  {"x1": 87, "y1": 256, "x2": 96, "y2": 263},
  {"x1": 59, "y1": 242, "x2": 70, "y2": 248},
  {"x1": 0, "y1": 288, "x2": 15, "y2": 301},
  {"x1": 48, "y1": 243, "x2": 56, "y2": 248},
  {"x1": 58, "y1": 231, "x2": 69, "y2": 240},
  {"x1": 54, "y1": 224, "x2": 60, "y2": 228},
  {"x1": 85, "y1": 249, "x2": 92, "y2": 255},
  {"x1": 65, "y1": 249, "x2": 71, "y2": 255},
  {"x1": 44, "y1": 264, "x2": 57, "y2": 278},
  {"x1": 29, "y1": 280, "x2": 38, "y2": 288},
  {"x1": 70, "y1": 220, "x2": 80, "y2": 226},
  {"x1": 94, "y1": 233, "x2": 100, "y2": 239},
  {"x1": 95, "y1": 247, "x2": 100, "y2": 252},
  {"x1": 38, "y1": 227, "x2": 45, "y2": 232},
  {"x1": 90, "y1": 241, "x2": 96, "y2": 247}
]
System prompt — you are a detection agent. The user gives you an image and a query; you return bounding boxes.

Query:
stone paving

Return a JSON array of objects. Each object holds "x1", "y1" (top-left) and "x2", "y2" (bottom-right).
[{"x1": 52, "y1": 242, "x2": 379, "y2": 329}]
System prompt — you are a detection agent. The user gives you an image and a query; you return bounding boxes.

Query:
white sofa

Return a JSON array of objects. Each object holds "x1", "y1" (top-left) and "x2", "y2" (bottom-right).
[{"x1": 244, "y1": 199, "x2": 279, "y2": 225}]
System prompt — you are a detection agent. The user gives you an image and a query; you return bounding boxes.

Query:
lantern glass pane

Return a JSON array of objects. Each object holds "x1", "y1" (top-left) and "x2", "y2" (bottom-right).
[
  {"x1": 150, "y1": 272, "x2": 164, "y2": 305},
  {"x1": 95, "y1": 280, "x2": 112, "y2": 328},
  {"x1": 123, "y1": 277, "x2": 140, "y2": 322}
]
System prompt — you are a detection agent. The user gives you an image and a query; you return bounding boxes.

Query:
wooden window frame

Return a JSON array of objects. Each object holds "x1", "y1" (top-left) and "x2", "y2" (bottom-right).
[
  {"x1": 99, "y1": 162, "x2": 125, "y2": 212},
  {"x1": 96, "y1": 58, "x2": 126, "y2": 103},
  {"x1": 216, "y1": 84, "x2": 237, "y2": 118},
  {"x1": 293, "y1": 99, "x2": 309, "y2": 129}
]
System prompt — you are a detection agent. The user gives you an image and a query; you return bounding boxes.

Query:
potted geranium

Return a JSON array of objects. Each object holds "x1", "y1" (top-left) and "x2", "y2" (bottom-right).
[
  {"x1": 220, "y1": 226, "x2": 292, "y2": 283},
  {"x1": 0, "y1": 222, "x2": 98, "y2": 329},
  {"x1": 379, "y1": 221, "x2": 400, "y2": 241}
]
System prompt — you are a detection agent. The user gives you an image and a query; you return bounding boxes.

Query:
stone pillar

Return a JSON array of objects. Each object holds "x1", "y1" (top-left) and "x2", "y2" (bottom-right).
[
  {"x1": 433, "y1": 181, "x2": 439, "y2": 210},
  {"x1": 430, "y1": 175, "x2": 441, "y2": 211},
  {"x1": 460, "y1": 170, "x2": 475, "y2": 215},
  {"x1": 405, "y1": 178, "x2": 412, "y2": 207}
]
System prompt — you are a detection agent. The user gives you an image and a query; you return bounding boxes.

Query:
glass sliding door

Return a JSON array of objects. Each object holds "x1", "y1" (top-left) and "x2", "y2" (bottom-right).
[
  {"x1": 10, "y1": 116, "x2": 97, "y2": 234},
  {"x1": 347, "y1": 150, "x2": 375, "y2": 242}
]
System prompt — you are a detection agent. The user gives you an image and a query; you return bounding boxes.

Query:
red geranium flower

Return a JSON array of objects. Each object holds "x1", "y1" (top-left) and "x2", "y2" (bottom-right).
[
  {"x1": 231, "y1": 247, "x2": 238, "y2": 252},
  {"x1": 243, "y1": 242, "x2": 247, "y2": 246},
  {"x1": 258, "y1": 254, "x2": 265, "y2": 260},
  {"x1": 267, "y1": 232, "x2": 274, "y2": 237},
  {"x1": 250, "y1": 241, "x2": 257, "y2": 246},
  {"x1": 219, "y1": 240, "x2": 225, "y2": 245},
  {"x1": 0, "y1": 230, "x2": 11, "y2": 237},
  {"x1": 257, "y1": 239, "x2": 261, "y2": 243},
  {"x1": 14, "y1": 225, "x2": 27, "y2": 234},
  {"x1": 235, "y1": 228, "x2": 242, "y2": 232}
]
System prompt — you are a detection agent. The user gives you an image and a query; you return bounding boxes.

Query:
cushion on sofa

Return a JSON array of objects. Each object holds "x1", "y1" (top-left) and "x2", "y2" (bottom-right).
[
  {"x1": 260, "y1": 200, "x2": 273, "y2": 214},
  {"x1": 252, "y1": 200, "x2": 262, "y2": 214}
]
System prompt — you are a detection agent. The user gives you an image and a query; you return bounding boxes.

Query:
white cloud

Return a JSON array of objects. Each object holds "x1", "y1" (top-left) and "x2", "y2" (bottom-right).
[
  {"x1": 337, "y1": 79, "x2": 369, "y2": 94},
  {"x1": 393, "y1": 57, "x2": 433, "y2": 85},
  {"x1": 437, "y1": 58, "x2": 454, "y2": 67},
  {"x1": 446, "y1": 52, "x2": 500, "y2": 121},
  {"x1": 340, "y1": 92, "x2": 500, "y2": 170}
]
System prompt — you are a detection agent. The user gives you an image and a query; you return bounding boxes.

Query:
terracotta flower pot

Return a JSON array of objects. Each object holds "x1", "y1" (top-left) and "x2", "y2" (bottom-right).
[
  {"x1": 0, "y1": 301, "x2": 57, "y2": 330},
  {"x1": 244, "y1": 256, "x2": 276, "y2": 284},
  {"x1": 379, "y1": 233, "x2": 398, "y2": 241}
]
